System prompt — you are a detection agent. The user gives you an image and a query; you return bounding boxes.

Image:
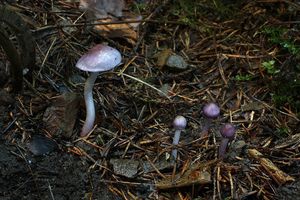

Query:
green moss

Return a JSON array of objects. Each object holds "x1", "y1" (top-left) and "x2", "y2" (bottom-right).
[
  {"x1": 262, "y1": 60, "x2": 280, "y2": 75},
  {"x1": 262, "y1": 26, "x2": 300, "y2": 56},
  {"x1": 271, "y1": 77, "x2": 300, "y2": 114},
  {"x1": 261, "y1": 26, "x2": 300, "y2": 115},
  {"x1": 169, "y1": 0, "x2": 199, "y2": 27}
]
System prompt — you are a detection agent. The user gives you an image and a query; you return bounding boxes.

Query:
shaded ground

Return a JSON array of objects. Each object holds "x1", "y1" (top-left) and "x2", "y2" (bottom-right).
[
  {"x1": 0, "y1": 139, "x2": 119, "y2": 200},
  {"x1": 0, "y1": 0, "x2": 300, "y2": 199}
]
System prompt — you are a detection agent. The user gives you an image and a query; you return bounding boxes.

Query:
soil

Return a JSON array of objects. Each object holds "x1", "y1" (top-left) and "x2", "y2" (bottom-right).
[{"x1": 0, "y1": 138, "x2": 119, "y2": 200}]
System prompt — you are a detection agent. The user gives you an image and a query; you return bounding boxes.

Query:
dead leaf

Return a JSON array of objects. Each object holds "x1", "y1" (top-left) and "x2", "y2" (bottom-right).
[
  {"x1": 94, "y1": 18, "x2": 138, "y2": 44},
  {"x1": 154, "y1": 49, "x2": 173, "y2": 69},
  {"x1": 43, "y1": 92, "x2": 81, "y2": 138}
]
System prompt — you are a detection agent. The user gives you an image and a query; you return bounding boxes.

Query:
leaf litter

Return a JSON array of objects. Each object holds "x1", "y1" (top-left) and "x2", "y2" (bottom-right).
[{"x1": 0, "y1": 0, "x2": 300, "y2": 199}]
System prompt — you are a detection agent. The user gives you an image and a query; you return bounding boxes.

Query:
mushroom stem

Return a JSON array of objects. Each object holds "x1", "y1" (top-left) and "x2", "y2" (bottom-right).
[
  {"x1": 80, "y1": 72, "x2": 99, "y2": 137},
  {"x1": 218, "y1": 138, "x2": 229, "y2": 159},
  {"x1": 201, "y1": 118, "x2": 212, "y2": 136},
  {"x1": 172, "y1": 129, "x2": 181, "y2": 159}
]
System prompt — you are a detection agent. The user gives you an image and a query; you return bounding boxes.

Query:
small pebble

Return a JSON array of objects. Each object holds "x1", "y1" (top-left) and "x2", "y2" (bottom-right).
[
  {"x1": 166, "y1": 54, "x2": 188, "y2": 70},
  {"x1": 27, "y1": 135, "x2": 58, "y2": 156},
  {"x1": 110, "y1": 158, "x2": 139, "y2": 178}
]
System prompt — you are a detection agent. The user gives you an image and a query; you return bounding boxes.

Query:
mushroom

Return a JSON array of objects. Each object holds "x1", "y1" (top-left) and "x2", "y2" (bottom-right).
[
  {"x1": 172, "y1": 115, "x2": 187, "y2": 160},
  {"x1": 201, "y1": 102, "x2": 220, "y2": 136},
  {"x1": 76, "y1": 44, "x2": 121, "y2": 137},
  {"x1": 219, "y1": 123, "x2": 236, "y2": 159}
]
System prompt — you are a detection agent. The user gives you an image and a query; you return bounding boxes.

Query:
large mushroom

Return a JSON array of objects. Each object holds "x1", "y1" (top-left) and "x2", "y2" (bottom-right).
[{"x1": 76, "y1": 44, "x2": 121, "y2": 137}]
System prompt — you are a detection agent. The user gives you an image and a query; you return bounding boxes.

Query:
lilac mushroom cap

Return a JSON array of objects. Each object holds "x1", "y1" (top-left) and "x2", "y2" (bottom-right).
[
  {"x1": 173, "y1": 115, "x2": 187, "y2": 131},
  {"x1": 76, "y1": 44, "x2": 122, "y2": 72},
  {"x1": 201, "y1": 102, "x2": 220, "y2": 136},
  {"x1": 220, "y1": 123, "x2": 236, "y2": 139},
  {"x1": 203, "y1": 102, "x2": 220, "y2": 119},
  {"x1": 76, "y1": 44, "x2": 121, "y2": 137},
  {"x1": 172, "y1": 115, "x2": 187, "y2": 160}
]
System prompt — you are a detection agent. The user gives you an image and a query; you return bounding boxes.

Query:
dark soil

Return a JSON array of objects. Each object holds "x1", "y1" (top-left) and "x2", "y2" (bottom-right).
[{"x1": 0, "y1": 138, "x2": 119, "y2": 200}]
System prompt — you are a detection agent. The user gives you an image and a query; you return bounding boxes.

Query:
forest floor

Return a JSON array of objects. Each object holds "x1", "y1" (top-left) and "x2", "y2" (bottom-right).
[{"x1": 0, "y1": 0, "x2": 300, "y2": 199}]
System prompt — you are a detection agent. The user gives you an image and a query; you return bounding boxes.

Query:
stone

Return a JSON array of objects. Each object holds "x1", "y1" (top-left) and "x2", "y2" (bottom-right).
[
  {"x1": 110, "y1": 158, "x2": 139, "y2": 178},
  {"x1": 166, "y1": 54, "x2": 188, "y2": 70}
]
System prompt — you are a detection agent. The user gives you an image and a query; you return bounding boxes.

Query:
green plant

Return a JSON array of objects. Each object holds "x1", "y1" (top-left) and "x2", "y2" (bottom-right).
[
  {"x1": 262, "y1": 60, "x2": 280, "y2": 75},
  {"x1": 234, "y1": 74, "x2": 253, "y2": 81},
  {"x1": 274, "y1": 126, "x2": 290, "y2": 138},
  {"x1": 132, "y1": 1, "x2": 147, "y2": 13},
  {"x1": 262, "y1": 26, "x2": 300, "y2": 56}
]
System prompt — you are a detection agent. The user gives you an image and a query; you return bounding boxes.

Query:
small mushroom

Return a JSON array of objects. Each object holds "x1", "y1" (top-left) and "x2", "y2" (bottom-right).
[
  {"x1": 172, "y1": 115, "x2": 187, "y2": 160},
  {"x1": 76, "y1": 44, "x2": 121, "y2": 137},
  {"x1": 201, "y1": 102, "x2": 220, "y2": 136},
  {"x1": 219, "y1": 123, "x2": 236, "y2": 159}
]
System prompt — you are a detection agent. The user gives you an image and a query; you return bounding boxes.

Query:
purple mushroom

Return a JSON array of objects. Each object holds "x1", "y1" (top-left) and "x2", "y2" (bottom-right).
[
  {"x1": 76, "y1": 44, "x2": 121, "y2": 137},
  {"x1": 172, "y1": 115, "x2": 187, "y2": 160},
  {"x1": 219, "y1": 123, "x2": 236, "y2": 159},
  {"x1": 201, "y1": 102, "x2": 220, "y2": 136}
]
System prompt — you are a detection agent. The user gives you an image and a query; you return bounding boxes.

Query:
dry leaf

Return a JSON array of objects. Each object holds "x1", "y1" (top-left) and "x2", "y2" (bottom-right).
[
  {"x1": 156, "y1": 160, "x2": 215, "y2": 189},
  {"x1": 94, "y1": 18, "x2": 138, "y2": 44},
  {"x1": 154, "y1": 49, "x2": 173, "y2": 69},
  {"x1": 43, "y1": 92, "x2": 81, "y2": 138}
]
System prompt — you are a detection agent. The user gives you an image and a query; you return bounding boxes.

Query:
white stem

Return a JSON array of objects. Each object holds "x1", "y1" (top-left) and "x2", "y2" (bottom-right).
[
  {"x1": 171, "y1": 129, "x2": 181, "y2": 159},
  {"x1": 80, "y1": 72, "x2": 99, "y2": 137}
]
